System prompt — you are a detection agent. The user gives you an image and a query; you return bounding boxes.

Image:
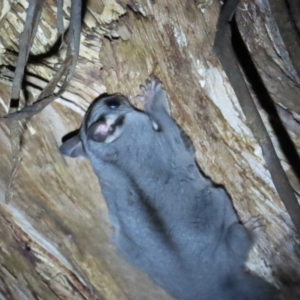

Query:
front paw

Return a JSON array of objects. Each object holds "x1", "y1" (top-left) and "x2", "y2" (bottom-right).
[{"x1": 136, "y1": 75, "x2": 163, "y2": 107}]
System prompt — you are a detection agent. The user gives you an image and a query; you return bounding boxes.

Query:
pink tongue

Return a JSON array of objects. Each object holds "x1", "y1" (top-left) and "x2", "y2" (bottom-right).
[
  {"x1": 87, "y1": 117, "x2": 116, "y2": 142},
  {"x1": 96, "y1": 123, "x2": 111, "y2": 135}
]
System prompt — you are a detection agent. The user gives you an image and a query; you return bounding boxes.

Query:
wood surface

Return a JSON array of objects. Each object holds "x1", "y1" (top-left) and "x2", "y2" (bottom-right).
[{"x1": 0, "y1": 0, "x2": 299, "y2": 299}]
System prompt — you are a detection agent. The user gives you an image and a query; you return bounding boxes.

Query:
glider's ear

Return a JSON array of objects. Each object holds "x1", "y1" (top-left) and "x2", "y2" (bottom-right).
[{"x1": 59, "y1": 135, "x2": 86, "y2": 158}]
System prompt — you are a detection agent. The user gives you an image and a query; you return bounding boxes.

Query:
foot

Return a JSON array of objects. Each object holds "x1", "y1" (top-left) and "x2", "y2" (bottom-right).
[{"x1": 244, "y1": 216, "x2": 266, "y2": 242}]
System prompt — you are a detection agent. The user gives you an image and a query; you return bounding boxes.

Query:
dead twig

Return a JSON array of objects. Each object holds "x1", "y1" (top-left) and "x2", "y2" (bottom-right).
[
  {"x1": 57, "y1": 0, "x2": 64, "y2": 35},
  {"x1": 5, "y1": 0, "x2": 44, "y2": 203},
  {"x1": 2, "y1": 0, "x2": 82, "y2": 121},
  {"x1": 213, "y1": 0, "x2": 300, "y2": 233},
  {"x1": 2, "y1": 0, "x2": 83, "y2": 202}
]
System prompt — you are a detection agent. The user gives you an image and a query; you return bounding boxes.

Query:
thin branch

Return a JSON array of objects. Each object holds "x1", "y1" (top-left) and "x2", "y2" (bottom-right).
[
  {"x1": 213, "y1": 0, "x2": 300, "y2": 233},
  {"x1": 1, "y1": 0, "x2": 82, "y2": 121},
  {"x1": 57, "y1": 0, "x2": 64, "y2": 35},
  {"x1": 10, "y1": 0, "x2": 44, "y2": 101},
  {"x1": 5, "y1": 0, "x2": 44, "y2": 203},
  {"x1": 3, "y1": 0, "x2": 82, "y2": 203},
  {"x1": 0, "y1": 66, "x2": 87, "y2": 115}
]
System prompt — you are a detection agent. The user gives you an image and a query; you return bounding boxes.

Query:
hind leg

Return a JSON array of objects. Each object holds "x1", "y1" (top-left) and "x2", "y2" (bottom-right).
[
  {"x1": 225, "y1": 216, "x2": 265, "y2": 264},
  {"x1": 244, "y1": 216, "x2": 266, "y2": 243}
]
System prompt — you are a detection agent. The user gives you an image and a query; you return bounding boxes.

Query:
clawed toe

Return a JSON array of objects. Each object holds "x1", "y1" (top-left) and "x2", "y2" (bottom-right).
[
  {"x1": 245, "y1": 216, "x2": 264, "y2": 229},
  {"x1": 146, "y1": 78, "x2": 151, "y2": 88},
  {"x1": 135, "y1": 75, "x2": 169, "y2": 116},
  {"x1": 244, "y1": 216, "x2": 266, "y2": 241},
  {"x1": 136, "y1": 75, "x2": 162, "y2": 104}
]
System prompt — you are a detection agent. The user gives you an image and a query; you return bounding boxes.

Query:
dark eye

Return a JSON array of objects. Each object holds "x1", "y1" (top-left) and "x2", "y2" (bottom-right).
[{"x1": 105, "y1": 99, "x2": 120, "y2": 109}]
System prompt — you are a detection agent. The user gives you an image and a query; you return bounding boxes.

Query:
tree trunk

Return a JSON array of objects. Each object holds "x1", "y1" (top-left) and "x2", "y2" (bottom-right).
[{"x1": 0, "y1": 0, "x2": 299, "y2": 299}]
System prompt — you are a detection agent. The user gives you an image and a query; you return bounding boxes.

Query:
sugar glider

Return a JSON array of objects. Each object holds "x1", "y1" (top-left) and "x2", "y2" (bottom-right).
[{"x1": 60, "y1": 76, "x2": 277, "y2": 300}]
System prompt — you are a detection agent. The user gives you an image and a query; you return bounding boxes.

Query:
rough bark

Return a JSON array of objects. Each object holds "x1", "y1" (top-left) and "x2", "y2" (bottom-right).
[{"x1": 0, "y1": 0, "x2": 299, "y2": 299}]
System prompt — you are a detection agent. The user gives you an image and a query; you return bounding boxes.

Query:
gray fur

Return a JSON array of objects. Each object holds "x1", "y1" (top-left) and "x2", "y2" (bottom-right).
[{"x1": 59, "y1": 76, "x2": 277, "y2": 300}]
